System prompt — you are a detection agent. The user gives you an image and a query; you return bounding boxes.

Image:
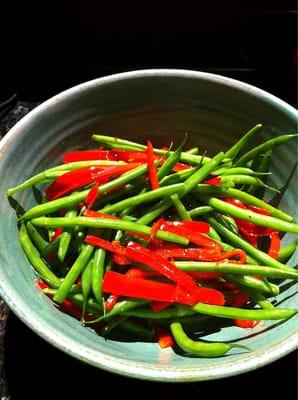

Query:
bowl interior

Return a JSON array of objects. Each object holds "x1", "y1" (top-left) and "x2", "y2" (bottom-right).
[{"x1": 0, "y1": 70, "x2": 297, "y2": 381}]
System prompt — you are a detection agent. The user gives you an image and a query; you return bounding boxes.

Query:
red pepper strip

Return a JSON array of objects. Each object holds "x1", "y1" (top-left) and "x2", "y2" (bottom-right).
[
  {"x1": 110, "y1": 149, "x2": 162, "y2": 163},
  {"x1": 203, "y1": 176, "x2": 222, "y2": 186},
  {"x1": 83, "y1": 209, "x2": 119, "y2": 219},
  {"x1": 36, "y1": 279, "x2": 49, "y2": 290},
  {"x1": 63, "y1": 150, "x2": 118, "y2": 163},
  {"x1": 147, "y1": 140, "x2": 160, "y2": 190},
  {"x1": 150, "y1": 301, "x2": 172, "y2": 312},
  {"x1": 172, "y1": 163, "x2": 192, "y2": 172},
  {"x1": 105, "y1": 294, "x2": 119, "y2": 312},
  {"x1": 125, "y1": 241, "x2": 200, "y2": 304},
  {"x1": 103, "y1": 271, "x2": 224, "y2": 305},
  {"x1": 268, "y1": 233, "x2": 281, "y2": 259},
  {"x1": 247, "y1": 205, "x2": 270, "y2": 215},
  {"x1": 159, "y1": 221, "x2": 220, "y2": 251},
  {"x1": 112, "y1": 253, "x2": 131, "y2": 266},
  {"x1": 154, "y1": 324, "x2": 174, "y2": 348},
  {"x1": 167, "y1": 220, "x2": 210, "y2": 234},
  {"x1": 45, "y1": 164, "x2": 140, "y2": 200},
  {"x1": 229, "y1": 292, "x2": 260, "y2": 328},
  {"x1": 188, "y1": 271, "x2": 222, "y2": 280},
  {"x1": 223, "y1": 198, "x2": 277, "y2": 242},
  {"x1": 84, "y1": 184, "x2": 99, "y2": 209},
  {"x1": 85, "y1": 235, "x2": 126, "y2": 255},
  {"x1": 51, "y1": 227, "x2": 63, "y2": 241}
]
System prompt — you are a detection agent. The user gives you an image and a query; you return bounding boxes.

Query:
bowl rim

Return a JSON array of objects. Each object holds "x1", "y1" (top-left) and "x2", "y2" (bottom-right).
[{"x1": 0, "y1": 68, "x2": 297, "y2": 382}]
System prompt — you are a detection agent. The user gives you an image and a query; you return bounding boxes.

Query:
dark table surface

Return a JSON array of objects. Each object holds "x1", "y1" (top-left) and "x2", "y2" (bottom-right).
[{"x1": 0, "y1": 94, "x2": 297, "y2": 399}]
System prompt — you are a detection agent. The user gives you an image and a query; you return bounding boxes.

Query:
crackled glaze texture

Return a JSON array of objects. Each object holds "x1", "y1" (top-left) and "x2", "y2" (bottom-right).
[{"x1": 0, "y1": 70, "x2": 297, "y2": 381}]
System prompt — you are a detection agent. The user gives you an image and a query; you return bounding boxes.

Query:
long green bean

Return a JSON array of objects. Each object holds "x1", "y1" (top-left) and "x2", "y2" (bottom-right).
[{"x1": 224, "y1": 124, "x2": 263, "y2": 159}]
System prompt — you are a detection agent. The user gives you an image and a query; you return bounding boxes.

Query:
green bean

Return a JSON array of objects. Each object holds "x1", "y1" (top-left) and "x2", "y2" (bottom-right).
[
  {"x1": 235, "y1": 134, "x2": 298, "y2": 167},
  {"x1": 6, "y1": 160, "x2": 126, "y2": 196},
  {"x1": 278, "y1": 240, "x2": 298, "y2": 263},
  {"x1": 189, "y1": 205, "x2": 213, "y2": 218},
  {"x1": 26, "y1": 221, "x2": 48, "y2": 252},
  {"x1": 99, "y1": 183, "x2": 185, "y2": 214},
  {"x1": 40, "y1": 237, "x2": 60, "y2": 258},
  {"x1": 81, "y1": 258, "x2": 93, "y2": 317},
  {"x1": 31, "y1": 217, "x2": 189, "y2": 246},
  {"x1": 194, "y1": 185, "x2": 292, "y2": 222},
  {"x1": 159, "y1": 166, "x2": 198, "y2": 186},
  {"x1": 58, "y1": 210, "x2": 77, "y2": 261},
  {"x1": 91, "y1": 248, "x2": 106, "y2": 304},
  {"x1": 119, "y1": 319, "x2": 154, "y2": 340},
  {"x1": 85, "y1": 300, "x2": 148, "y2": 324},
  {"x1": 136, "y1": 198, "x2": 173, "y2": 225},
  {"x1": 53, "y1": 245, "x2": 94, "y2": 303},
  {"x1": 200, "y1": 196, "x2": 298, "y2": 234},
  {"x1": 19, "y1": 223, "x2": 61, "y2": 286},
  {"x1": 170, "y1": 194, "x2": 191, "y2": 220},
  {"x1": 220, "y1": 175, "x2": 278, "y2": 192},
  {"x1": 191, "y1": 302, "x2": 296, "y2": 320},
  {"x1": 247, "y1": 150, "x2": 272, "y2": 196},
  {"x1": 212, "y1": 167, "x2": 270, "y2": 176},
  {"x1": 224, "y1": 275, "x2": 279, "y2": 296},
  {"x1": 170, "y1": 322, "x2": 250, "y2": 357},
  {"x1": 207, "y1": 216, "x2": 288, "y2": 270},
  {"x1": 174, "y1": 262, "x2": 298, "y2": 280},
  {"x1": 185, "y1": 147, "x2": 199, "y2": 155},
  {"x1": 207, "y1": 226, "x2": 222, "y2": 242},
  {"x1": 239, "y1": 286, "x2": 274, "y2": 310},
  {"x1": 224, "y1": 124, "x2": 263, "y2": 159},
  {"x1": 157, "y1": 134, "x2": 188, "y2": 180},
  {"x1": 123, "y1": 306, "x2": 196, "y2": 319}
]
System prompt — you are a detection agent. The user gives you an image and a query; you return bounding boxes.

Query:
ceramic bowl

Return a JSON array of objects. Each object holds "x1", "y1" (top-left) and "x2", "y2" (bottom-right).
[{"x1": 0, "y1": 69, "x2": 297, "y2": 382}]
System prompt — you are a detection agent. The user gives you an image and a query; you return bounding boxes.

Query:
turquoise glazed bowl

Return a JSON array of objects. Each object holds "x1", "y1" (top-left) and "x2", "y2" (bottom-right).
[{"x1": 0, "y1": 70, "x2": 297, "y2": 382}]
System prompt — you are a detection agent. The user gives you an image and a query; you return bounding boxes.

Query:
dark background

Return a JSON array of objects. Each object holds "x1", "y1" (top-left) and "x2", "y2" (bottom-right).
[{"x1": 0, "y1": 1, "x2": 297, "y2": 399}]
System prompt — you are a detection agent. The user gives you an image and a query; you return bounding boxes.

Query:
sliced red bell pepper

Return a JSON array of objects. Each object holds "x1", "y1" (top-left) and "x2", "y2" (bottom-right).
[
  {"x1": 203, "y1": 176, "x2": 222, "y2": 186},
  {"x1": 159, "y1": 221, "x2": 220, "y2": 251},
  {"x1": 105, "y1": 294, "x2": 119, "y2": 312},
  {"x1": 50, "y1": 227, "x2": 63, "y2": 241},
  {"x1": 234, "y1": 319, "x2": 260, "y2": 328},
  {"x1": 63, "y1": 149, "x2": 118, "y2": 163},
  {"x1": 85, "y1": 235, "x2": 126, "y2": 255},
  {"x1": 112, "y1": 253, "x2": 131, "y2": 266},
  {"x1": 154, "y1": 324, "x2": 174, "y2": 348},
  {"x1": 172, "y1": 163, "x2": 192, "y2": 172},
  {"x1": 125, "y1": 241, "x2": 200, "y2": 303},
  {"x1": 45, "y1": 164, "x2": 140, "y2": 200},
  {"x1": 110, "y1": 149, "x2": 161, "y2": 163},
  {"x1": 84, "y1": 184, "x2": 99, "y2": 209},
  {"x1": 188, "y1": 271, "x2": 222, "y2": 280},
  {"x1": 268, "y1": 233, "x2": 280, "y2": 259},
  {"x1": 166, "y1": 220, "x2": 210, "y2": 234},
  {"x1": 83, "y1": 209, "x2": 119, "y2": 219},
  {"x1": 150, "y1": 301, "x2": 172, "y2": 312},
  {"x1": 147, "y1": 140, "x2": 159, "y2": 190},
  {"x1": 229, "y1": 292, "x2": 259, "y2": 328},
  {"x1": 102, "y1": 271, "x2": 224, "y2": 305}
]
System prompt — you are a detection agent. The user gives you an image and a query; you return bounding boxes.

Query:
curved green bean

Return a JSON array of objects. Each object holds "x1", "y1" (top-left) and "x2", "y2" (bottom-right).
[
  {"x1": 91, "y1": 248, "x2": 107, "y2": 304},
  {"x1": 26, "y1": 221, "x2": 48, "y2": 252},
  {"x1": 19, "y1": 223, "x2": 61, "y2": 286},
  {"x1": 224, "y1": 124, "x2": 262, "y2": 159},
  {"x1": 58, "y1": 210, "x2": 78, "y2": 261},
  {"x1": 170, "y1": 322, "x2": 250, "y2": 357},
  {"x1": 278, "y1": 240, "x2": 298, "y2": 263},
  {"x1": 235, "y1": 134, "x2": 298, "y2": 167}
]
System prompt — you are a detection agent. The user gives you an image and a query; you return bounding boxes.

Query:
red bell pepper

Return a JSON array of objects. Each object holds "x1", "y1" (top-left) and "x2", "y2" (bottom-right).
[
  {"x1": 103, "y1": 271, "x2": 224, "y2": 306},
  {"x1": 105, "y1": 294, "x2": 119, "y2": 312},
  {"x1": 150, "y1": 301, "x2": 172, "y2": 312},
  {"x1": 188, "y1": 271, "x2": 222, "y2": 280},
  {"x1": 229, "y1": 291, "x2": 260, "y2": 329},
  {"x1": 85, "y1": 235, "x2": 126, "y2": 255},
  {"x1": 159, "y1": 221, "x2": 220, "y2": 251},
  {"x1": 83, "y1": 209, "x2": 119, "y2": 219},
  {"x1": 172, "y1": 163, "x2": 192, "y2": 172},
  {"x1": 268, "y1": 233, "x2": 280, "y2": 259},
  {"x1": 84, "y1": 184, "x2": 99, "y2": 209},
  {"x1": 125, "y1": 241, "x2": 200, "y2": 303},
  {"x1": 45, "y1": 164, "x2": 140, "y2": 200},
  {"x1": 50, "y1": 227, "x2": 63, "y2": 241},
  {"x1": 154, "y1": 324, "x2": 174, "y2": 348},
  {"x1": 203, "y1": 176, "x2": 222, "y2": 186},
  {"x1": 110, "y1": 149, "x2": 160, "y2": 163},
  {"x1": 63, "y1": 149, "x2": 118, "y2": 163},
  {"x1": 147, "y1": 140, "x2": 160, "y2": 190}
]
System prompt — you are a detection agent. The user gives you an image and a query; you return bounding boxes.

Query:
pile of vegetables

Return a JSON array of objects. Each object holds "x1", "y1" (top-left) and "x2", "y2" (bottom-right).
[{"x1": 7, "y1": 124, "x2": 298, "y2": 358}]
